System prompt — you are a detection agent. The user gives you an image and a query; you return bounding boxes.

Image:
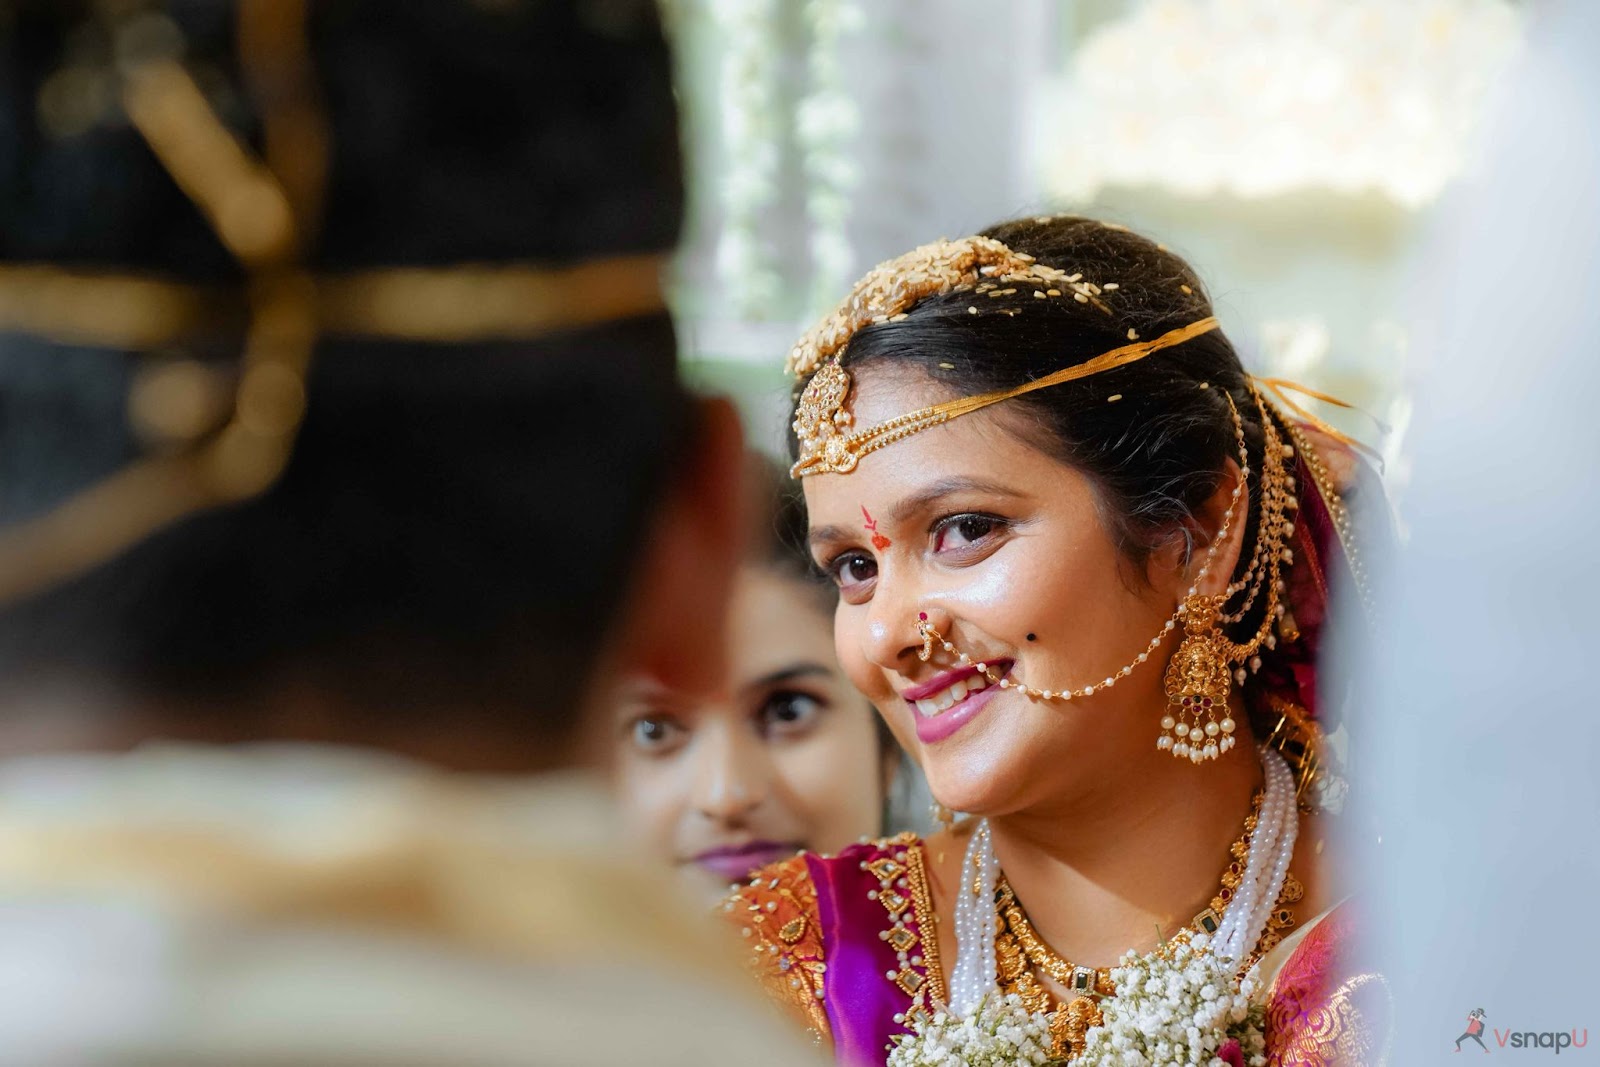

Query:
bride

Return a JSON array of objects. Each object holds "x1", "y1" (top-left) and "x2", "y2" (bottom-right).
[{"x1": 729, "y1": 216, "x2": 1385, "y2": 1065}]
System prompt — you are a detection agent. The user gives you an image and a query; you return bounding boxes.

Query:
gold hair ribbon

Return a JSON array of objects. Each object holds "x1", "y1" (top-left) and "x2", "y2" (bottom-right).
[
  {"x1": 792, "y1": 317, "x2": 1219, "y2": 478},
  {"x1": 1252, "y1": 376, "x2": 1387, "y2": 463}
]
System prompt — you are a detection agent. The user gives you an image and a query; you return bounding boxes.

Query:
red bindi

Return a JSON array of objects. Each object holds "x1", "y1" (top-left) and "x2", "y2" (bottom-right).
[{"x1": 861, "y1": 505, "x2": 892, "y2": 551}]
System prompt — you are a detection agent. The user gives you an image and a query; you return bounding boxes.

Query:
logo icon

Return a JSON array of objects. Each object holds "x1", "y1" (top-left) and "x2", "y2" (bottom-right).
[{"x1": 1457, "y1": 1009, "x2": 1489, "y2": 1053}]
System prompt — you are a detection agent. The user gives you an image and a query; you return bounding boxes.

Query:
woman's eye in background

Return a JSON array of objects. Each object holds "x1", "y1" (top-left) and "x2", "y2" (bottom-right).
[
  {"x1": 760, "y1": 691, "x2": 824, "y2": 738},
  {"x1": 628, "y1": 715, "x2": 687, "y2": 754}
]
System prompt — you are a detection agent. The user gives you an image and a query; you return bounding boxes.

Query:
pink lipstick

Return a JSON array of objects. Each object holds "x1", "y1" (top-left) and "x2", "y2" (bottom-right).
[
  {"x1": 909, "y1": 660, "x2": 1013, "y2": 745},
  {"x1": 692, "y1": 840, "x2": 801, "y2": 883}
]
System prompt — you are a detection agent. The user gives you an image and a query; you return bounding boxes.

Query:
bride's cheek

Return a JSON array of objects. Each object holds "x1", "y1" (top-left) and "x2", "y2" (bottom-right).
[{"x1": 831, "y1": 614, "x2": 868, "y2": 689}]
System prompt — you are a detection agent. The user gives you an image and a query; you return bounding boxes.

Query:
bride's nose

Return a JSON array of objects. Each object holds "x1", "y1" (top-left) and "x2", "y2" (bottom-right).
[{"x1": 862, "y1": 579, "x2": 938, "y2": 673}]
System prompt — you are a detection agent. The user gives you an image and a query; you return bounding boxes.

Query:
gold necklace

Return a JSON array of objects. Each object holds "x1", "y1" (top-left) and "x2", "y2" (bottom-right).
[{"x1": 995, "y1": 790, "x2": 1302, "y2": 1059}]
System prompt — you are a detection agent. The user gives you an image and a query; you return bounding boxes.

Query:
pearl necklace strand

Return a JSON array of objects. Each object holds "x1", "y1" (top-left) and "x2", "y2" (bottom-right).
[
  {"x1": 948, "y1": 819, "x2": 1002, "y2": 1016},
  {"x1": 1213, "y1": 746, "x2": 1298, "y2": 964},
  {"x1": 948, "y1": 745, "x2": 1297, "y2": 1016}
]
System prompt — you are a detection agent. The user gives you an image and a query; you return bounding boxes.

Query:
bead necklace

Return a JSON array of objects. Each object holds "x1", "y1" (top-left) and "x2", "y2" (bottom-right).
[{"x1": 947, "y1": 819, "x2": 1003, "y2": 1016}]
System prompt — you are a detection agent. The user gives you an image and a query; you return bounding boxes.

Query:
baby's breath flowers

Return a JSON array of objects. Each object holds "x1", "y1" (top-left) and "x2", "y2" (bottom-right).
[
  {"x1": 887, "y1": 993, "x2": 1064, "y2": 1067},
  {"x1": 1076, "y1": 933, "x2": 1266, "y2": 1067},
  {"x1": 888, "y1": 935, "x2": 1266, "y2": 1067}
]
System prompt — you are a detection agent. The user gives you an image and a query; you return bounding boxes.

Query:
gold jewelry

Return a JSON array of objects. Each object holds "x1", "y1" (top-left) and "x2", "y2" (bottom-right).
[
  {"x1": 1262, "y1": 692, "x2": 1349, "y2": 813},
  {"x1": 1282, "y1": 416, "x2": 1375, "y2": 624},
  {"x1": 792, "y1": 317, "x2": 1219, "y2": 478},
  {"x1": 914, "y1": 388, "x2": 1249, "y2": 704},
  {"x1": 1159, "y1": 387, "x2": 1300, "y2": 763},
  {"x1": 995, "y1": 789, "x2": 1266, "y2": 1058},
  {"x1": 784, "y1": 236, "x2": 1111, "y2": 382},
  {"x1": 784, "y1": 232, "x2": 1222, "y2": 479}
]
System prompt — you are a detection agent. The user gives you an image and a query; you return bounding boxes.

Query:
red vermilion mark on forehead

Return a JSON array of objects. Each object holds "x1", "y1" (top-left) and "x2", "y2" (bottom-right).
[{"x1": 861, "y1": 505, "x2": 892, "y2": 551}]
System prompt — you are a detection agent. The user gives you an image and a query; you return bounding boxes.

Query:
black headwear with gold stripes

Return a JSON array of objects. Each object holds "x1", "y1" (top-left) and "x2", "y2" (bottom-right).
[{"x1": 0, "y1": 0, "x2": 689, "y2": 743}]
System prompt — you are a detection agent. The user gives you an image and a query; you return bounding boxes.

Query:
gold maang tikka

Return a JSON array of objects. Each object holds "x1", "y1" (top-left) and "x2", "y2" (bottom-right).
[{"x1": 784, "y1": 234, "x2": 1216, "y2": 478}]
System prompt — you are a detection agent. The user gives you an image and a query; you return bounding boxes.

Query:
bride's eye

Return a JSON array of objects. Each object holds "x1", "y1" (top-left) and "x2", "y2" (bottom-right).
[
  {"x1": 933, "y1": 513, "x2": 1007, "y2": 553},
  {"x1": 826, "y1": 551, "x2": 878, "y2": 595}
]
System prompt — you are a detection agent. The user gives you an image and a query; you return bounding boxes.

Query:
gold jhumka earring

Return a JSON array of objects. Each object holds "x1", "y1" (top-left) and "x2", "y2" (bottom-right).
[{"x1": 1160, "y1": 386, "x2": 1299, "y2": 763}]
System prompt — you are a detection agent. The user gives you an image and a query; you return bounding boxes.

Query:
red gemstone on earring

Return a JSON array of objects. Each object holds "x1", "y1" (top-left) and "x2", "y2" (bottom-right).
[{"x1": 919, "y1": 612, "x2": 928, "y2": 621}]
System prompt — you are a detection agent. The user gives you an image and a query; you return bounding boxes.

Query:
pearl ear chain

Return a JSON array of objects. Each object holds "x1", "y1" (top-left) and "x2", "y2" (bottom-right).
[
  {"x1": 947, "y1": 745, "x2": 1297, "y2": 1017},
  {"x1": 915, "y1": 390, "x2": 1249, "y2": 707},
  {"x1": 919, "y1": 386, "x2": 1305, "y2": 767}
]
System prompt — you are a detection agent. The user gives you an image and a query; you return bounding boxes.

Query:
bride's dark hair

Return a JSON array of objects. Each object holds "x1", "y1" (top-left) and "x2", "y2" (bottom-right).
[{"x1": 797, "y1": 216, "x2": 1270, "y2": 589}]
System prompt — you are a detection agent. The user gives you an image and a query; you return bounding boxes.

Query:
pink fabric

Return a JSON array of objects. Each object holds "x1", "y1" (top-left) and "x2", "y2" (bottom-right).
[
  {"x1": 806, "y1": 841, "x2": 929, "y2": 1066},
  {"x1": 1264, "y1": 900, "x2": 1388, "y2": 1063}
]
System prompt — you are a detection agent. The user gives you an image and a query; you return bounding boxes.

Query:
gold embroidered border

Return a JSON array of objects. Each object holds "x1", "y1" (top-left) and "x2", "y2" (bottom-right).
[{"x1": 724, "y1": 855, "x2": 831, "y2": 1043}]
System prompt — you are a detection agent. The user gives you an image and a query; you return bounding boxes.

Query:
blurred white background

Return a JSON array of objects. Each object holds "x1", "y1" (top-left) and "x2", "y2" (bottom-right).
[{"x1": 663, "y1": 0, "x2": 1524, "y2": 495}]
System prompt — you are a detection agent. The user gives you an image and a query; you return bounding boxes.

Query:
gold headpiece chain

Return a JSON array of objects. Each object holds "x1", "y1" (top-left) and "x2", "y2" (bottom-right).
[{"x1": 792, "y1": 317, "x2": 1219, "y2": 478}]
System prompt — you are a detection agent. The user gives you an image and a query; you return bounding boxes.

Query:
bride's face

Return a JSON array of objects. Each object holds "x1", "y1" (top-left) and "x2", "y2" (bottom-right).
[{"x1": 804, "y1": 366, "x2": 1192, "y2": 817}]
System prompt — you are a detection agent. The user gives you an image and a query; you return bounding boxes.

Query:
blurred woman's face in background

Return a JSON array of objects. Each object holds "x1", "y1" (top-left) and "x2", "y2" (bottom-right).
[{"x1": 615, "y1": 563, "x2": 889, "y2": 900}]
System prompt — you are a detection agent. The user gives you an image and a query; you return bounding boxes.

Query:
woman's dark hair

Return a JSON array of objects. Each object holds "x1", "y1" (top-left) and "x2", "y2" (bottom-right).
[
  {"x1": 0, "y1": 0, "x2": 687, "y2": 750},
  {"x1": 790, "y1": 215, "x2": 1281, "y2": 664},
  {"x1": 746, "y1": 453, "x2": 827, "y2": 600}
]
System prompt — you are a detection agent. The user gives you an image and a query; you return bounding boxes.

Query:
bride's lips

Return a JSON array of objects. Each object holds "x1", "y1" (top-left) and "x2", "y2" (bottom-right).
[
  {"x1": 907, "y1": 660, "x2": 1014, "y2": 745},
  {"x1": 691, "y1": 840, "x2": 801, "y2": 883}
]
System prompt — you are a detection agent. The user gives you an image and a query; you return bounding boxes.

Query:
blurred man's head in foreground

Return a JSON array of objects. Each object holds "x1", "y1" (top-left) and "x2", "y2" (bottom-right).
[{"x1": 0, "y1": 0, "x2": 742, "y2": 771}]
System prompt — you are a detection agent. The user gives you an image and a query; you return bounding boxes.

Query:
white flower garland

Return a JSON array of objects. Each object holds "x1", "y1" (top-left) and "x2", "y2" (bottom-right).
[
  {"x1": 1078, "y1": 934, "x2": 1267, "y2": 1067},
  {"x1": 888, "y1": 992, "x2": 1061, "y2": 1067},
  {"x1": 889, "y1": 935, "x2": 1267, "y2": 1067},
  {"x1": 705, "y1": 0, "x2": 862, "y2": 322}
]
